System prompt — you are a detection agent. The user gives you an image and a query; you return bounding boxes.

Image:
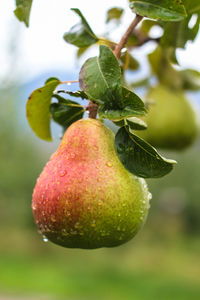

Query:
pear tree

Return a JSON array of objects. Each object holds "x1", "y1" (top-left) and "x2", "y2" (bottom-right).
[{"x1": 14, "y1": 0, "x2": 200, "y2": 248}]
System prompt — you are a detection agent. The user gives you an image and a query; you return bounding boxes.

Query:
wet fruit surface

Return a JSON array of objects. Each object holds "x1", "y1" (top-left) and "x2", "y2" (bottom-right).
[{"x1": 32, "y1": 119, "x2": 150, "y2": 249}]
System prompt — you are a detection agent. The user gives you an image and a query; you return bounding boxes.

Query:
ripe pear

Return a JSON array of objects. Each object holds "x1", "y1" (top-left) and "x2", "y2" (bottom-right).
[
  {"x1": 138, "y1": 85, "x2": 198, "y2": 150},
  {"x1": 32, "y1": 119, "x2": 150, "y2": 249}
]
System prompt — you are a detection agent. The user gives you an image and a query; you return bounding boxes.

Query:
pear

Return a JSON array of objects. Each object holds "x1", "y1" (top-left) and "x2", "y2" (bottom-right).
[
  {"x1": 138, "y1": 85, "x2": 198, "y2": 150},
  {"x1": 32, "y1": 119, "x2": 150, "y2": 249}
]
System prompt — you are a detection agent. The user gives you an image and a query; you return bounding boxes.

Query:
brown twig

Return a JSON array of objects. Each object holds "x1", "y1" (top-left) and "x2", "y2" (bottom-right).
[
  {"x1": 113, "y1": 14, "x2": 143, "y2": 59},
  {"x1": 87, "y1": 101, "x2": 98, "y2": 119}
]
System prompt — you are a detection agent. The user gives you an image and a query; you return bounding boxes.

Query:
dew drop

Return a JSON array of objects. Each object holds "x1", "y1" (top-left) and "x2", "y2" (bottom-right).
[
  {"x1": 59, "y1": 170, "x2": 66, "y2": 177},
  {"x1": 43, "y1": 235, "x2": 48, "y2": 242},
  {"x1": 106, "y1": 162, "x2": 113, "y2": 167},
  {"x1": 32, "y1": 204, "x2": 37, "y2": 211}
]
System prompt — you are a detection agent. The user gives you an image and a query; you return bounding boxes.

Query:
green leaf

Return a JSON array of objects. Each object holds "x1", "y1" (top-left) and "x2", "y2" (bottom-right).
[
  {"x1": 14, "y1": 0, "x2": 33, "y2": 27},
  {"x1": 79, "y1": 45, "x2": 146, "y2": 118},
  {"x1": 63, "y1": 8, "x2": 98, "y2": 47},
  {"x1": 180, "y1": 69, "x2": 200, "y2": 90},
  {"x1": 64, "y1": 90, "x2": 89, "y2": 100},
  {"x1": 127, "y1": 117, "x2": 147, "y2": 130},
  {"x1": 183, "y1": 0, "x2": 200, "y2": 14},
  {"x1": 140, "y1": 19, "x2": 158, "y2": 34},
  {"x1": 163, "y1": 15, "x2": 200, "y2": 49},
  {"x1": 77, "y1": 46, "x2": 90, "y2": 58},
  {"x1": 115, "y1": 126, "x2": 176, "y2": 178},
  {"x1": 45, "y1": 77, "x2": 60, "y2": 85},
  {"x1": 130, "y1": 0, "x2": 187, "y2": 22},
  {"x1": 148, "y1": 46, "x2": 182, "y2": 89},
  {"x1": 50, "y1": 96, "x2": 84, "y2": 130},
  {"x1": 79, "y1": 45, "x2": 121, "y2": 103},
  {"x1": 106, "y1": 7, "x2": 124, "y2": 23},
  {"x1": 120, "y1": 51, "x2": 140, "y2": 70},
  {"x1": 26, "y1": 79, "x2": 60, "y2": 141}
]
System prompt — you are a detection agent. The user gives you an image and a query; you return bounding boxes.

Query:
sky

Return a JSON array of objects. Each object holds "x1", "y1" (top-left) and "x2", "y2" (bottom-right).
[{"x1": 0, "y1": 0, "x2": 200, "y2": 84}]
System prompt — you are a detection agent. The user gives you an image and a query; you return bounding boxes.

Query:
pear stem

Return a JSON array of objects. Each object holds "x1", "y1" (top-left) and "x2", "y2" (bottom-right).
[
  {"x1": 113, "y1": 14, "x2": 143, "y2": 59},
  {"x1": 87, "y1": 14, "x2": 143, "y2": 119},
  {"x1": 87, "y1": 101, "x2": 98, "y2": 119}
]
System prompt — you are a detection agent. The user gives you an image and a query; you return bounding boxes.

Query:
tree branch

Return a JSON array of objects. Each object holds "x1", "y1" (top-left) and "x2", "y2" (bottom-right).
[{"x1": 113, "y1": 14, "x2": 143, "y2": 59}]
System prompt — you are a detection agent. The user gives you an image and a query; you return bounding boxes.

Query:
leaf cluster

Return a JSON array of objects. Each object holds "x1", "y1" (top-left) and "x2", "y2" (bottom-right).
[{"x1": 14, "y1": 0, "x2": 200, "y2": 179}]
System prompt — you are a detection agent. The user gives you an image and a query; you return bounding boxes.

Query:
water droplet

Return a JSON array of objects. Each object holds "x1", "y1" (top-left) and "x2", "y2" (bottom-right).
[
  {"x1": 43, "y1": 235, "x2": 48, "y2": 242},
  {"x1": 32, "y1": 204, "x2": 37, "y2": 211},
  {"x1": 59, "y1": 170, "x2": 66, "y2": 177},
  {"x1": 106, "y1": 162, "x2": 112, "y2": 167},
  {"x1": 51, "y1": 215, "x2": 56, "y2": 222},
  {"x1": 148, "y1": 193, "x2": 152, "y2": 201}
]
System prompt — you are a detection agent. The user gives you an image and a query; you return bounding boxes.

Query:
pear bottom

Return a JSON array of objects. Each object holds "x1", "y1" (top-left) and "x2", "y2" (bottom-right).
[{"x1": 32, "y1": 119, "x2": 150, "y2": 249}]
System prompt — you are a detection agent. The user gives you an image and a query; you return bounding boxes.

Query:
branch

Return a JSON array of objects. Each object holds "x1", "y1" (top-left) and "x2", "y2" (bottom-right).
[{"x1": 113, "y1": 14, "x2": 143, "y2": 59}]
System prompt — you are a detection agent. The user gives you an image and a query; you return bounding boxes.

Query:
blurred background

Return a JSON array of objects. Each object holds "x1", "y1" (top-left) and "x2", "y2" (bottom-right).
[{"x1": 0, "y1": 1, "x2": 200, "y2": 299}]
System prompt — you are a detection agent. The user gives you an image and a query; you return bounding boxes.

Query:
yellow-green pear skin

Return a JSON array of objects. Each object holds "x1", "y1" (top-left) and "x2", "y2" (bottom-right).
[
  {"x1": 138, "y1": 86, "x2": 198, "y2": 150},
  {"x1": 32, "y1": 119, "x2": 151, "y2": 249}
]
